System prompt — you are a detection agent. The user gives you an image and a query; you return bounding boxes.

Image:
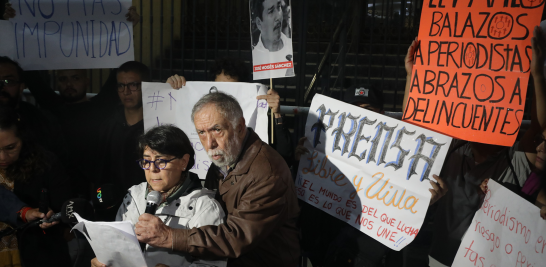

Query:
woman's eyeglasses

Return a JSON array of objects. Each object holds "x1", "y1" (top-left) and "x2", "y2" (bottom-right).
[{"x1": 137, "y1": 158, "x2": 177, "y2": 170}]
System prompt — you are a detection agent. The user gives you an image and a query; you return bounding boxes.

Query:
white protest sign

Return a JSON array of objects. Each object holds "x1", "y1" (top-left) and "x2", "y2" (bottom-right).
[
  {"x1": 8, "y1": 0, "x2": 134, "y2": 70},
  {"x1": 142, "y1": 82, "x2": 269, "y2": 179},
  {"x1": 295, "y1": 94, "x2": 452, "y2": 250},
  {"x1": 249, "y1": 0, "x2": 295, "y2": 80},
  {"x1": 452, "y1": 180, "x2": 546, "y2": 267}
]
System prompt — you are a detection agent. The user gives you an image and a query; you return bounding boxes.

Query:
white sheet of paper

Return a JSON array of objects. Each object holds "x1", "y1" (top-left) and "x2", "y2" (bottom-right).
[
  {"x1": 9, "y1": 0, "x2": 134, "y2": 70},
  {"x1": 452, "y1": 180, "x2": 546, "y2": 266},
  {"x1": 72, "y1": 213, "x2": 146, "y2": 267},
  {"x1": 295, "y1": 94, "x2": 452, "y2": 250},
  {"x1": 142, "y1": 81, "x2": 269, "y2": 179},
  {"x1": 0, "y1": 21, "x2": 16, "y2": 60}
]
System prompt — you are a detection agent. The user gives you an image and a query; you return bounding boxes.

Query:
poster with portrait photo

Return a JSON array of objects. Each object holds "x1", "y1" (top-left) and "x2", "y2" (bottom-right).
[{"x1": 250, "y1": 0, "x2": 295, "y2": 80}]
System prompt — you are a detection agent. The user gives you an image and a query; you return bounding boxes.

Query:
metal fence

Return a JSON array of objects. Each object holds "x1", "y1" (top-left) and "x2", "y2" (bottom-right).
[
  {"x1": 88, "y1": 0, "x2": 423, "y2": 111},
  {"x1": 1, "y1": 0, "x2": 424, "y2": 110}
]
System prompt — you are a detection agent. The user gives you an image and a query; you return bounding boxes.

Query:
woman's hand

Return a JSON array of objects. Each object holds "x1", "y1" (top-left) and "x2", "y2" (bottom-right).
[
  {"x1": 540, "y1": 206, "x2": 546, "y2": 220},
  {"x1": 166, "y1": 74, "x2": 187, "y2": 89}
]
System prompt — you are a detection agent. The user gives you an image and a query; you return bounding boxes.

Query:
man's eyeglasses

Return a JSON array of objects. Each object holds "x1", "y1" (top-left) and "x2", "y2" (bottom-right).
[
  {"x1": 117, "y1": 82, "x2": 141, "y2": 92},
  {"x1": 137, "y1": 158, "x2": 177, "y2": 170},
  {"x1": 534, "y1": 134, "x2": 546, "y2": 147},
  {"x1": 0, "y1": 79, "x2": 21, "y2": 89}
]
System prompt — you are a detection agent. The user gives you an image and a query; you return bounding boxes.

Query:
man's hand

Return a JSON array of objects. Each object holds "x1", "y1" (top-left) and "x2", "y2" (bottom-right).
[
  {"x1": 294, "y1": 137, "x2": 310, "y2": 161},
  {"x1": 3, "y1": 2, "x2": 16, "y2": 20},
  {"x1": 429, "y1": 175, "x2": 448, "y2": 206},
  {"x1": 404, "y1": 37, "x2": 419, "y2": 77},
  {"x1": 166, "y1": 74, "x2": 187, "y2": 89},
  {"x1": 135, "y1": 214, "x2": 172, "y2": 249},
  {"x1": 25, "y1": 208, "x2": 59, "y2": 229},
  {"x1": 126, "y1": 6, "x2": 140, "y2": 27},
  {"x1": 256, "y1": 88, "x2": 281, "y2": 114},
  {"x1": 91, "y1": 257, "x2": 108, "y2": 267},
  {"x1": 531, "y1": 26, "x2": 546, "y2": 77}
]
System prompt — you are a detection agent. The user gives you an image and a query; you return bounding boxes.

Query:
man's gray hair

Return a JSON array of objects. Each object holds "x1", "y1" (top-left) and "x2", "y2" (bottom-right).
[{"x1": 191, "y1": 92, "x2": 244, "y2": 128}]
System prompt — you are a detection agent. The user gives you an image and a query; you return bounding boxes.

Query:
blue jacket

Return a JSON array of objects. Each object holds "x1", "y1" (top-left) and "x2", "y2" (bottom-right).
[{"x1": 0, "y1": 186, "x2": 27, "y2": 226}]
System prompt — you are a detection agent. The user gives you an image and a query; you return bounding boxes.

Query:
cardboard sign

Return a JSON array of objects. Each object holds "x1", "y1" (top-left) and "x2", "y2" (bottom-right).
[
  {"x1": 249, "y1": 0, "x2": 295, "y2": 80},
  {"x1": 403, "y1": 0, "x2": 544, "y2": 146},
  {"x1": 7, "y1": 0, "x2": 134, "y2": 70},
  {"x1": 295, "y1": 94, "x2": 452, "y2": 250},
  {"x1": 452, "y1": 180, "x2": 546, "y2": 267},
  {"x1": 142, "y1": 82, "x2": 269, "y2": 180}
]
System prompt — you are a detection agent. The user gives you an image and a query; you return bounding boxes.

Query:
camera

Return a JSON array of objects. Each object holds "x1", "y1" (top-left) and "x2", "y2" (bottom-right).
[{"x1": 354, "y1": 87, "x2": 369, "y2": 97}]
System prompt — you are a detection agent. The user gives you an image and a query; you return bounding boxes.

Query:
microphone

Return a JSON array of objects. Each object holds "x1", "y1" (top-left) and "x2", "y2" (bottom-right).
[
  {"x1": 32, "y1": 198, "x2": 95, "y2": 226},
  {"x1": 145, "y1": 191, "x2": 161, "y2": 215},
  {"x1": 93, "y1": 184, "x2": 122, "y2": 211},
  {"x1": 141, "y1": 191, "x2": 161, "y2": 251}
]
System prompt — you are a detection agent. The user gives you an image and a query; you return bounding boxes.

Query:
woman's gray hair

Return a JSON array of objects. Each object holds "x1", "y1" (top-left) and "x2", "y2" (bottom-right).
[{"x1": 191, "y1": 92, "x2": 244, "y2": 128}]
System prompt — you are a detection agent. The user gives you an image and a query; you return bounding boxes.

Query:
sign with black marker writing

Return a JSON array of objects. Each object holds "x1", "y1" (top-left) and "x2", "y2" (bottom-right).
[
  {"x1": 5, "y1": 0, "x2": 134, "y2": 70},
  {"x1": 403, "y1": 0, "x2": 544, "y2": 146},
  {"x1": 296, "y1": 94, "x2": 452, "y2": 250}
]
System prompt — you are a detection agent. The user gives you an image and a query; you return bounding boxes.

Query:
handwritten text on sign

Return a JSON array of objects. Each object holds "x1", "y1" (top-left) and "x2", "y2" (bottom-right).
[
  {"x1": 142, "y1": 82, "x2": 269, "y2": 180},
  {"x1": 296, "y1": 94, "x2": 452, "y2": 250},
  {"x1": 403, "y1": 0, "x2": 544, "y2": 146},
  {"x1": 9, "y1": 0, "x2": 134, "y2": 70},
  {"x1": 452, "y1": 180, "x2": 546, "y2": 267}
]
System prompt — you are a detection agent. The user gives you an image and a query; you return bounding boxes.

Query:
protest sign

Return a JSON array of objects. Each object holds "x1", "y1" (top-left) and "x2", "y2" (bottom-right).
[
  {"x1": 249, "y1": 0, "x2": 295, "y2": 80},
  {"x1": 142, "y1": 82, "x2": 269, "y2": 179},
  {"x1": 6, "y1": 0, "x2": 134, "y2": 70},
  {"x1": 0, "y1": 21, "x2": 16, "y2": 60},
  {"x1": 295, "y1": 94, "x2": 452, "y2": 250},
  {"x1": 403, "y1": 0, "x2": 544, "y2": 147},
  {"x1": 452, "y1": 180, "x2": 546, "y2": 267}
]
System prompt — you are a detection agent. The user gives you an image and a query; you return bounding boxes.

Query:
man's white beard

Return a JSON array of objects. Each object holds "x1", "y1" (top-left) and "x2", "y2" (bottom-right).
[{"x1": 207, "y1": 136, "x2": 243, "y2": 168}]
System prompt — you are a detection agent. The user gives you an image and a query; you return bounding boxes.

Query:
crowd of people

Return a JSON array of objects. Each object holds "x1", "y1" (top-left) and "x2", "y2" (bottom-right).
[{"x1": 1, "y1": 2, "x2": 546, "y2": 267}]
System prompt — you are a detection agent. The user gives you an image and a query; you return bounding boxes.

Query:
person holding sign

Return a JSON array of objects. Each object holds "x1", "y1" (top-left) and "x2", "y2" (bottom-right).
[
  {"x1": 403, "y1": 25, "x2": 546, "y2": 266},
  {"x1": 134, "y1": 92, "x2": 300, "y2": 267}
]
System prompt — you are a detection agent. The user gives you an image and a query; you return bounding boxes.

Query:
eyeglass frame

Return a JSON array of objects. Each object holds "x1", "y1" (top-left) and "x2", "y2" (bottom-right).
[
  {"x1": 137, "y1": 157, "x2": 178, "y2": 170},
  {"x1": 117, "y1": 82, "x2": 142, "y2": 92}
]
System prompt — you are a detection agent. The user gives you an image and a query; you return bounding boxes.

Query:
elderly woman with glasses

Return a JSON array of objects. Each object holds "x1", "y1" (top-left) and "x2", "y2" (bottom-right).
[{"x1": 91, "y1": 125, "x2": 226, "y2": 267}]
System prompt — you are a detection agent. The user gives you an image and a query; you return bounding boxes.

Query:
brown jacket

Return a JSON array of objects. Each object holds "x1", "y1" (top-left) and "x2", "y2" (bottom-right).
[{"x1": 173, "y1": 129, "x2": 301, "y2": 267}]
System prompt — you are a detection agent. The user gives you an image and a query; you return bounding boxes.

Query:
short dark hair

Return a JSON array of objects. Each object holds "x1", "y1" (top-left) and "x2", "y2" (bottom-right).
[
  {"x1": 138, "y1": 125, "x2": 195, "y2": 173},
  {"x1": 209, "y1": 58, "x2": 249, "y2": 82},
  {"x1": 118, "y1": 61, "x2": 150, "y2": 82},
  {"x1": 251, "y1": 0, "x2": 266, "y2": 21},
  {"x1": 0, "y1": 56, "x2": 24, "y2": 82}
]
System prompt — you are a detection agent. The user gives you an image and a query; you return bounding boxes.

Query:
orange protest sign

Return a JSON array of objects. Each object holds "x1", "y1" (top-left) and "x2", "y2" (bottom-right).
[{"x1": 402, "y1": 0, "x2": 544, "y2": 146}]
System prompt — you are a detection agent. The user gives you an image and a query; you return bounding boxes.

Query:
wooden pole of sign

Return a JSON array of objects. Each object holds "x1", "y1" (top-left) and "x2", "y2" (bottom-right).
[{"x1": 270, "y1": 78, "x2": 274, "y2": 144}]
